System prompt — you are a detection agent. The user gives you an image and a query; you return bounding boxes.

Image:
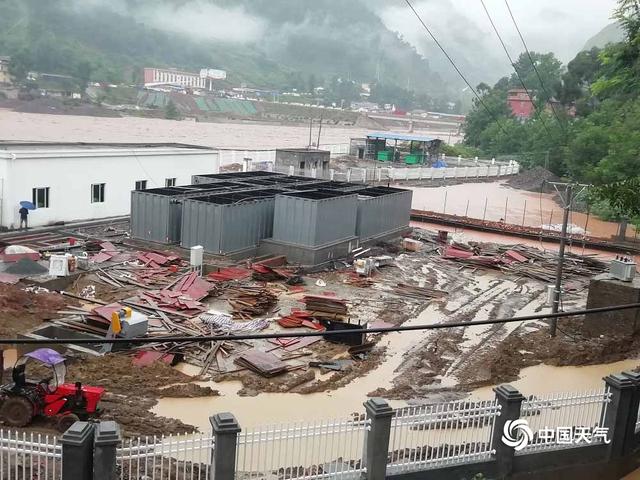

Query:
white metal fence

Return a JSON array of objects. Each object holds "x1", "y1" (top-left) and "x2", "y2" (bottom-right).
[
  {"x1": 235, "y1": 417, "x2": 369, "y2": 480},
  {"x1": 387, "y1": 400, "x2": 501, "y2": 473},
  {"x1": 116, "y1": 432, "x2": 214, "y2": 480},
  {"x1": 518, "y1": 388, "x2": 612, "y2": 454},
  {"x1": 0, "y1": 430, "x2": 62, "y2": 480},
  {"x1": 271, "y1": 163, "x2": 519, "y2": 184}
]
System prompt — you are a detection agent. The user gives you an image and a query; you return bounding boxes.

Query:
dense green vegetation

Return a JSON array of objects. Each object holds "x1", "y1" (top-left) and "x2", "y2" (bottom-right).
[
  {"x1": 463, "y1": 0, "x2": 640, "y2": 220},
  {"x1": 0, "y1": 0, "x2": 457, "y2": 110}
]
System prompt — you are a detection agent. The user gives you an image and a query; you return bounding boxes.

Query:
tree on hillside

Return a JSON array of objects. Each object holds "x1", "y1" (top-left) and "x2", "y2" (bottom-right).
[{"x1": 164, "y1": 100, "x2": 180, "y2": 120}]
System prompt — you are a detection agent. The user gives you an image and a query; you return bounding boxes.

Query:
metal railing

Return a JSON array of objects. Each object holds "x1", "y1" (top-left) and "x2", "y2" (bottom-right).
[
  {"x1": 0, "y1": 430, "x2": 62, "y2": 480},
  {"x1": 519, "y1": 388, "x2": 611, "y2": 454},
  {"x1": 269, "y1": 164, "x2": 519, "y2": 184},
  {"x1": 116, "y1": 432, "x2": 214, "y2": 480},
  {"x1": 235, "y1": 417, "x2": 369, "y2": 480},
  {"x1": 387, "y1": 400, "x2": 501, "y2": 473}
]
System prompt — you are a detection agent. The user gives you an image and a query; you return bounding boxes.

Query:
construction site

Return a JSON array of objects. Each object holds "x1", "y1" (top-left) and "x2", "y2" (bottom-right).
[{"x1": 0, "y1": 166, "x2": 637, "y2": 442}]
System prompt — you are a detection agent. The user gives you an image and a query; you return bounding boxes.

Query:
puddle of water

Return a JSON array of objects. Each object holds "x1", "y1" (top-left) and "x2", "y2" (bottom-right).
[
  {"x1": 154, "y1": 304, "x2": 449, "y2": 430},
  {"x1": 469, "y1": 359, "x2": 640, "y2": 400}
]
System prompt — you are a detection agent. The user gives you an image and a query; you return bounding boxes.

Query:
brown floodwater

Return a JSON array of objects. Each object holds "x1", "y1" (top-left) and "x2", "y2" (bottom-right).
[{"x1": 408, "y1": 182, "x2": 637, "y2": 240}]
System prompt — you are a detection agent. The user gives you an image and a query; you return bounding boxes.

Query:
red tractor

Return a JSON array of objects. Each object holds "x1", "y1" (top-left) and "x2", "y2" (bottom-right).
[{"x1": 0, "y1": 348, "x2": 105, "y2": 431}]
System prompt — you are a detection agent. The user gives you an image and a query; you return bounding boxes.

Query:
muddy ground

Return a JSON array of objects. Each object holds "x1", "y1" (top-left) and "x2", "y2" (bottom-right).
[{"x1": 0, "y1": 225, "x2": 637, "y2": 436}]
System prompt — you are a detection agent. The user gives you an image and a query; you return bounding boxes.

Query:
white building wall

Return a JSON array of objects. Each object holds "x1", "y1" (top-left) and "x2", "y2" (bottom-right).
[{"x1": 0, "y1": 147, "x2": 219, "y2": 228}]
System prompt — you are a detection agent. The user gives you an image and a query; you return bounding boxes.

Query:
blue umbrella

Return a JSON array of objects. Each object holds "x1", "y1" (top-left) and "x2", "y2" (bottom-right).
[{"x1": 20, "y1": 201, "x2": 36, "y2": 210}]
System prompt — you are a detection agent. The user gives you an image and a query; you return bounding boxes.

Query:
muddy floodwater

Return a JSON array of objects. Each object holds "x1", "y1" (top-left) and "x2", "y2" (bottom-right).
[
  {"x1": 0, "y1": 110, "x2": 369, "y2": 150},
  {"x1": 409, "y1": 182, "x2": 634, "y2": 240}
]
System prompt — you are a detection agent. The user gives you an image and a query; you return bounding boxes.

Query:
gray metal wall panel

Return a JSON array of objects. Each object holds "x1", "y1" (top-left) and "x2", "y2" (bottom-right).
[
  {"x1": 273, "y1": 194, "x2": 357, "y2": 247},
  {"x1": 356, "y1": 190, "x2": 412, "y2": 239},
  {"x1": 130, "y1": 191, "x2": 171, "y2": 243},
  {"x1": 181, "y1": 199, "x2": 223, "y2": 252},
  {"x1": 182, "y1": 198, "x2": 276, "y2": 254},
  {"x1": 219, "y1": 198, "x2": 275, "y2": 253}
]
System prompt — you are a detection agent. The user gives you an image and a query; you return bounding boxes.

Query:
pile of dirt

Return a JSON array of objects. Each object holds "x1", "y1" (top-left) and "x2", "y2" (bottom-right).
[
  {"x1": 0, "y1": 284, "x2": 69, "y2": 336},
  {"x1": 505, "y1": 166, "x2": 560, "y2": 192},
  {"x1": 455, "y1": 319, "x2": 640, "y2": 389},
  {"x1": 66, "y1": 354, "x2": 218, "y2": 436},
  {"x1": 5, "y1": 259, "x2": 48, "y2": 275}
]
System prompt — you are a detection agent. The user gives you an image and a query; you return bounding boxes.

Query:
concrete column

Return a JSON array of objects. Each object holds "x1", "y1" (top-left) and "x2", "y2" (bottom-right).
[
  {"x1": 288, "y1": 165, "x2": 294, "y2": 176},
  {"x1": 60, "y1": 422, "x2": 95, "y2": 480},
  {"x1": 311, "y1": 167, "x2": 317, "y2": 178},
  {"x1": 330, "y1": 169, "x2": 335, "y2": 180},
  {"x1": 347, "y1": 168, "x2": 352, "y2": 182},
  {"x1": 363, "y1": 398, "x2": 394, "y2": 480},
  {"x1": 621, "y1": 371, "x2": 640, "y2": 454},
  {"x1": 603, "y1": 374, "x2": 637, "y2": 459},
  {"x1": 492, "y1": 384, "x2": 525, "y2": 478},
  {"x1": 465, "y1": 166, "x2": 469, "y2": 178},
  {"x1": 93, "y1": 421, "x2": 121, "y2": 480},
  {"x1": 210, "y1": 413, "x2": 241, "y2": 480}
]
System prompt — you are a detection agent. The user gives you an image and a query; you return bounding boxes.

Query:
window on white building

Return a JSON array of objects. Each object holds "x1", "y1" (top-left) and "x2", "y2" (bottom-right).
[
  {"x1": 135, "y1": 180, "x2": 147, "y2": 190},
  {"x1": 91, "y1": 183, "x2": 105, "y2": 203},
  {"x1": 165, "y1": 178, "x2": 177, "y2": 187},
  {"x1": 32, "y1": 187, "x2": 50, "y2": 208}
]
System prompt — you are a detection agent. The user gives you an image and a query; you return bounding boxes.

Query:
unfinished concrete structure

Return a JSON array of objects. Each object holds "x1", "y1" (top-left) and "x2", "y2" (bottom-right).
[
  {"x1": 583, "y1": 274, "x2": 640, "y2": 337},
  {"x1": 275, "y1": 148, "x2": 330, "y2": 177}
]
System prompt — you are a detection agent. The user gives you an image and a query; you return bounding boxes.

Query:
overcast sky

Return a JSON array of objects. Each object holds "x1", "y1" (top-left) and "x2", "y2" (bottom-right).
[{"x1": 381, "y1": 0, "x2": 619, "y2": 80}]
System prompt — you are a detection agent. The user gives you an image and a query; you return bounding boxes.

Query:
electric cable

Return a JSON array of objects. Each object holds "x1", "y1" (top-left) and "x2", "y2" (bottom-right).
[
  {"x1": 504, "y1": 0, "x2": 567, "y2": 135},
  {"x1": 480, "y1": 0, "x2": 553, "y2": 138},
  {"x1": 403, "y1": 0, "x2": 512, "y2": 137}
]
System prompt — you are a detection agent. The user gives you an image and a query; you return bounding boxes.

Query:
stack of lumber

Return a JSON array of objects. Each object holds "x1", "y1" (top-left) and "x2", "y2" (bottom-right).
[
  {"x1": 392, "y1": 283, "x2": 448, "y2": 300},
  {"x1": 227, "y1": 286, "x2": 278, "y2": 319},
  {"x1": 302, "y1": 295, "x2": 348, "y2": 320}
]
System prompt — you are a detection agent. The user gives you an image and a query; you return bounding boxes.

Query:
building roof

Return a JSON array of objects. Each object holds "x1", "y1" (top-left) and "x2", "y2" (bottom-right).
[
  {"x1": 365, "y1": 132, "x2": 441, "y2": 143},
  {"x1": 0, "y1": 141, "x2": 214, "y2": 151}
]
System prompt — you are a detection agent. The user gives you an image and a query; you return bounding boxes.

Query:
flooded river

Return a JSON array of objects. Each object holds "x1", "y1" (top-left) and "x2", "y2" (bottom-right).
[
  {"x1": 0, "y1": 110, "x2": 369, "y2": 150},
  {"x1": 409, "y1": 182, "x2": 635, "y2": 240}
]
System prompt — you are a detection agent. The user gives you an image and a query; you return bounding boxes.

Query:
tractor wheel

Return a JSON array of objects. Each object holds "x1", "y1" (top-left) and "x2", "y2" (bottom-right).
[
  {"x1": 56, "y1": 414, "x2": 80, "y2": 433},
  {"x1": 1, "y1": 396, "x2": 34, "y2": 427}
]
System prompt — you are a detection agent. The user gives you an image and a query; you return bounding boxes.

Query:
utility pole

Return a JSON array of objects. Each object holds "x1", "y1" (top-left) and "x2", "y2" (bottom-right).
[
  {"x1": 316, "y1": 114, "x2": 323, "y2": 150},
  {"x1": 308, "y1": 118, "x2": 313, "y2": 148},
  {"x1": 548, "y1": 182, "x2": 587, "y2": 336}
]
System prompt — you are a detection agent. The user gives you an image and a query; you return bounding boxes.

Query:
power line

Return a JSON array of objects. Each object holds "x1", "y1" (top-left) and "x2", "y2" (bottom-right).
[
  {"x1": 3, "y1": 302, "x2": 640, "y2": 345},
  {"x1": 402, "y1": 0, "x2": 512, "y2": 138},
  {"x1": 480, "y1": 0, "x2": 553, "y2": 138},
  {"x1": 504, "y1": 0, "x2": 567, "y2": 135}
]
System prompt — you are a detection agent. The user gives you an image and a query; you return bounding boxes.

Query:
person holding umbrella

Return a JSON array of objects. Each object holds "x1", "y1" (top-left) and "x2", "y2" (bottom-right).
[{"x1": 19, "y1": 201, "x2": 35, "y2": 230}]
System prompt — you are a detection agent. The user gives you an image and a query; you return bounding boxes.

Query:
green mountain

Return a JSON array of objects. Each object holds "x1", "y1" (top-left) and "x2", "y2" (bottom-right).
[{"x1": 0, "y1": 0, "x2": 451, "y2": 100}]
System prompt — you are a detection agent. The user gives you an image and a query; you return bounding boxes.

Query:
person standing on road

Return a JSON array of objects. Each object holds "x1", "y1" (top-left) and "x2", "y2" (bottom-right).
[{"x1": 19, "y1": 206, "x2": 29, "y2": 230}]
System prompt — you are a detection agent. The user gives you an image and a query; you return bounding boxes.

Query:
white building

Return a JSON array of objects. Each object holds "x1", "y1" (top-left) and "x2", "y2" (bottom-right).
[{"x1": 0, "y1": 142, "x2": 219, "y2": 229}]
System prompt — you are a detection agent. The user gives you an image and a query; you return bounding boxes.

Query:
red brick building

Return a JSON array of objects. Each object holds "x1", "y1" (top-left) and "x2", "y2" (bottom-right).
[{"x1": 507, "y1": 88, "x2": 534, "y2": 120}]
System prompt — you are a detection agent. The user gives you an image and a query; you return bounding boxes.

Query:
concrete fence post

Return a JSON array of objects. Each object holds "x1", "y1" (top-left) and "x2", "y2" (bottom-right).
[
  {"x1": 93, "y1": 421, "x2": 122, "y2": 480},
  {"x1": 330, "y1": 169, "x2": 335, "y2": 180},
  {"x1": 621, "y1": 371, "x2": 640, "y2": 454},
  {"x1": 210, "y1": 412, "x2": 241, "y2": 480},
  {"x1": 492, "y1": 384, "x2": 525, "y2": 478},
  {"x1": 60, "y1": 422, "x2": 95, "y2": 480},
  {"x1": 363, "y1": 398, "x2": 394, "y2": 480},
  {"x1": 603, "y1": 374, "x2": 637, "y2": 459},
  {"x1": 347, "y1": 168, "x2": 352, "y2": 182}
]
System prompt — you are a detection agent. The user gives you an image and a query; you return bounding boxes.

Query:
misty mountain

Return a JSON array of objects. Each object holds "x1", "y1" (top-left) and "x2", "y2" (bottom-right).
[{"x1": 582, "y1": 22, "x2": 624, "y2": 51}]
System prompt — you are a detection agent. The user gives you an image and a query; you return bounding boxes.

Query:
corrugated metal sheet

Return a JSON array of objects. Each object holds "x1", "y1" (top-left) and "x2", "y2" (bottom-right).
[
  {"x1": 356, "y1": 189, "x2": 413, "y2": 240},
  {"x1": 181, "y1": 197, "x2": 276, "y2": 254},
  {"x1": 130, "y1": 191, "x2": 180, "y2": 243},
  {"x1": 272, "y1": 193, "x2": 358, "y2": 247}
]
